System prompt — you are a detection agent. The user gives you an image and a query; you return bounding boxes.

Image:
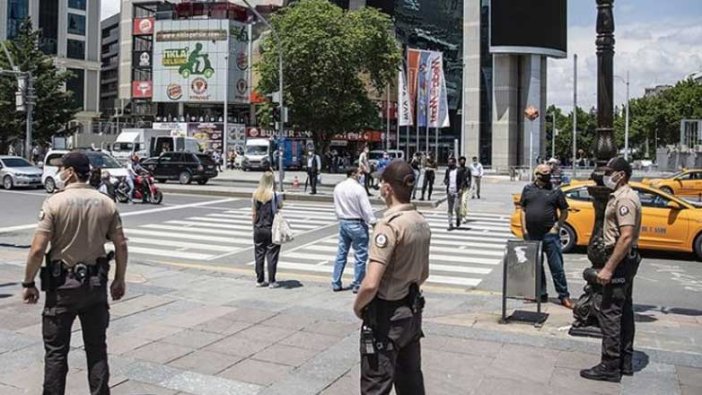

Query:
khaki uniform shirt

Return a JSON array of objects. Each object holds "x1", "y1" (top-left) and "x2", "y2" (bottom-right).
[
  {"x1": 368, "y1": 204, "x2": 431, "y2": 301},
  {"x1": 36, "y1": 183, "x2": 123, "y2": 267},
  {"x1": 604, "y1": 184, "x2": 641, "y2": 249}
]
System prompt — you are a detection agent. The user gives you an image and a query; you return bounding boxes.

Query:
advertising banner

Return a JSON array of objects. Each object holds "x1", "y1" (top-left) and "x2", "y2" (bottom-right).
[
  {"x1": 398, "y1": 66, "x2": 413, "y2": 126},
  {"x1": 133, "y1": 51, "x2": 152, "y2": 69},
  {"x1": 416, "y1": 50, "x2": 431, "y2": 127},
  {"x1": 426, "y1": 51, "x2": 450, "y2": 128},
  {"x1": 227, "y1": 124, "x2": 246, "y2": 152},
  {"x1": 133, "y1": 17, "x2": 155, "y2": 36},
  {"x1": 407, "y1": 49, "x2": 421, "y2": 113},
  {"x1": 152, "y1": 122, "x2": 188, "y2": 136},
  {"x1": 152, "y1": 19, "x2": 249, "y2": 104},
  {"x1": 132, "y1": 81, "x2": 153, "y2": 99},
  {"x1": 188, "y1": 122, "x2": 224, "y2": 152}
]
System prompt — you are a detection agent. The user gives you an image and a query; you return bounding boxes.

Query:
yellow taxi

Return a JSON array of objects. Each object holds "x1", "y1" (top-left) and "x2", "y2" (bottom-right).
[
  {"x1": 642, "y1": 169, "x2": 702, "y2": 197},
  {"x1": 510, "y1": 182, "x2": 702, "y2": 259}
]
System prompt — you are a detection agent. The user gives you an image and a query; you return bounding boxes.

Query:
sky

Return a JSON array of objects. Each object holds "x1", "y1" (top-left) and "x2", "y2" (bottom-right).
[
  {"x1": 548, "y1": 0, "x2": 702, "y2": 111},
  {"x1": 100, "y1": 0, "x2": 702, "y2": 111}
]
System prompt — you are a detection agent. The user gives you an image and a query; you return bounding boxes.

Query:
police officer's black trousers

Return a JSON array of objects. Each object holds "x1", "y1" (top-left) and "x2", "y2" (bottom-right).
[
  {"x1": 421, "y1": 171, "x2": 435, "y2": 200},
  {"x1": 361, "y1": 304, "x2": 425, "y2": 395},
  {"x1": 599, "y1": 254, "x2": 639, "y2": 370},
  {"x1": 43, "y1": 285, "x2": 110, "y2": 395},
  {"x1": 254, "y1": 227, "x2": 281, "y2": 284}
]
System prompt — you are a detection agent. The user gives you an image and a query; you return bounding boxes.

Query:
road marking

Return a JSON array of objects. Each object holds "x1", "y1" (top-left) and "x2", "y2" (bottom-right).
[
  {"x1": 124, "y1": 237, "x2": 237, "y2": 252},
  {"x1": 0, "y1": 197, "x2": 240, "y2": 234},
  {"x1": 141, "y1": 224, "x2": 252, "y2": 237},
  {"x1": 124, "y1": 246, "x2": 214, "y2": 260},
  {"x1": 0, "y1": 189, "x2": 45, "y2": 197},
  {"x1": 184, "y1": 217, "x2": 320, "y2": 230},
  {"x1": 125, "y1": 228, "x2": 250, "y2": 245}
]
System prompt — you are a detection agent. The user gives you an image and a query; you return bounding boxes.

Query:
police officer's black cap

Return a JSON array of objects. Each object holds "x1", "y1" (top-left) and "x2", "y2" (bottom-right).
[
  {"x1": 58, "y1": 152, "x2": 91, "y2": 175},
  {"x1": 604, "y1": 156, "x2": 632, "y2": 179}
]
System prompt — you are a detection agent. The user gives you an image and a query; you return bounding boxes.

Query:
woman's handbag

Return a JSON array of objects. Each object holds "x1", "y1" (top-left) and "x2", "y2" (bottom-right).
[{"x1": 271, "y1": 194, "x2": 294, "y2": 244}]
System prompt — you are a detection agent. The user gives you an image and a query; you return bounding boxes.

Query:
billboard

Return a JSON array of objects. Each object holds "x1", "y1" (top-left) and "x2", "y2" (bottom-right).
[
  {"x1": 152, "y1": 19, "x2": 249, "y2": 104},
  {"x1": 490, "y1": 0, "x2": 567, "y2": 58}
]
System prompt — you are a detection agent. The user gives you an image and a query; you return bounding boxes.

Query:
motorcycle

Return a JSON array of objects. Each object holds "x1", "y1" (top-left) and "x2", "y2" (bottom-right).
[{"x1": 115, "y1": 173, "x2": 163, "y2": 204}]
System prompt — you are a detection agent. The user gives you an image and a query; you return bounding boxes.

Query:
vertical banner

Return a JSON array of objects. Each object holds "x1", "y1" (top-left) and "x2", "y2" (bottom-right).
[
  {"x1": 416, "y1": 50, "x2": 431, "y2": 127},
  {"x1": 426, "y1": 51, "x2": 450, "y2": 128},
  {"x1": 397, "y1": 66, "x2": 413, "y2": 127},
  {"x1": 407, "y1": 49, "x2": 421, "y2": 112}
]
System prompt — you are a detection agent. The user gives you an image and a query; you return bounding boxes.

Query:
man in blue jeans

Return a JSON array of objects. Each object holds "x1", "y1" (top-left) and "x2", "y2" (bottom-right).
[
  {"x1": 332, "y1": 167, "x2": 377, "y2": 293},
  {"x1": 519, "y1": 164, "x2": 574, "y2": 309}
]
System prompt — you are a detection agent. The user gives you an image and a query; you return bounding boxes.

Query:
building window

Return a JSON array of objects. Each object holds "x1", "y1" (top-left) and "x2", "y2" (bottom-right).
[
  {"x1": 7, "y1": 0, "x2": 28, "y2": 39},
  {"x1": 67, "y1": 13, "x2": 86, "y2": 35},
  {"x1": 66, "y1": 68, "x2": 85, "y2": 111},
  {"x1": 67, "y1": 39, "x2": 85, "y2": 60},
  {"x1": 39, "y1": 0, "x2": 58, "y2": 54},
  {"x1": 68, "y1": 0, "x2": 86, "y2": 10}
]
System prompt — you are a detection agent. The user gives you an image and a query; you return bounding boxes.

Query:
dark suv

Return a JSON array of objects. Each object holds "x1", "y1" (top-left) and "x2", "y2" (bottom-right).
[{"x1": 142, "y1": 152, "x2": 218, "y2": 185}]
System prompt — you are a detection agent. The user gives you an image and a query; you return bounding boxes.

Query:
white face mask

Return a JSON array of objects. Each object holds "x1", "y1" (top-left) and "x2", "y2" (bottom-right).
[
  {"x1": 55, "y1": 169, "x2": 70, "y2": 190},
  {"x1": 603, "y1": 172, "x2": 622, "y2": 190}
]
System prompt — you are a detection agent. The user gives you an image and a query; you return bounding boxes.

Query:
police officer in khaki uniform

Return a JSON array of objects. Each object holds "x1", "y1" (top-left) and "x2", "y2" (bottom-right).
[
  {"x1": 581, "y1": 157, "x2": 641, "y2": 383},
  {"x1": 22, "y1": 152, "x2": 128, "y2": 395},
  {"x1": 353, "y1": 159, "x2": 431, "y2": 395}
]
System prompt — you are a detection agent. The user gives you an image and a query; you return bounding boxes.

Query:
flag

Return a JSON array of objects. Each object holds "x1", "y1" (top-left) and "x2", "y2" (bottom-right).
[
  {"x1": 398, "y1": 66, "x2": 413, "y2": 126},
  {"x1": 426, "y1": 51, "x2": 450, "y2": 128},
  {"x1": 407, "y1": 49, "x2": 422, "y2": 111},
  {"x1": 416, "y1": 50, "x2": 431, "y2": 127}
]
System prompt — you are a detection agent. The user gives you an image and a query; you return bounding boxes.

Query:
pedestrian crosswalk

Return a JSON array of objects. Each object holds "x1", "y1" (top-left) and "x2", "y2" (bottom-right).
[
  {"x1": 113, "y1": 202, "x2": 341, "y2": 262},
  {"x1": 260, "y1": 209, "x2": 514, "y2": 289}
]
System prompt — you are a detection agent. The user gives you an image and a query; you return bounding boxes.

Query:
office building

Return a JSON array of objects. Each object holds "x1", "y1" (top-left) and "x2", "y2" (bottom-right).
[
  {"x1": 100, "y1": 12, "x2": 120, "y2": 119},
  {"x1": 1, "y1": 0, "x2": 102, "y2": 137}
]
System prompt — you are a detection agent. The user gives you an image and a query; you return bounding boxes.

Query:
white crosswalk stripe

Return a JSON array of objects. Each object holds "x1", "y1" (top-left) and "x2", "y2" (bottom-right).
[
  {"x1": 119, "y1": 203, "x2": 341, "y2": 261},
  {"x1": 249, "y1": 208, "x2": 514, "y2": 289}
]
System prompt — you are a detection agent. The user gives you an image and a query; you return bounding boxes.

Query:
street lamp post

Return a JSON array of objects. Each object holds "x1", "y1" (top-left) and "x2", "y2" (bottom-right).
[
  {"x1": 524, "y1": 106, "x2": 540, "y2": 182},
  {"x1": 570, "y1": 0, "x2": 618, "y2": 337},
  {"x1": 241, "y1": 0, "x2": 285, "y2": 191}
]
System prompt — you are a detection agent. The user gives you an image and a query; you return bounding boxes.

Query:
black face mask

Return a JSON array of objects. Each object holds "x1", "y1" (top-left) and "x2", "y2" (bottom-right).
[
  {"x1": 448, "y1": 163, "x2": 456, "y2": 169},
  {"x1": 537, "y1": 173, "x2": 552, "y2": 184}
]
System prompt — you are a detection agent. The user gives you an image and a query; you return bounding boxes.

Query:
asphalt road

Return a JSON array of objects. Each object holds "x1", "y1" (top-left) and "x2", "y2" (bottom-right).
[{"x1": 1, "y1": 185, "x2": 701, "y2": 312}]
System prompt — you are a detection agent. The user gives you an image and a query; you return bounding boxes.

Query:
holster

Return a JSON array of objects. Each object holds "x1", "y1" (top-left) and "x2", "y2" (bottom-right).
[
  {"x1": 39, "y1": 252, "x2": 113, "y2": 292},
  {"x1": 604, "y1": 247, "x2": 641, "y2": 285}
]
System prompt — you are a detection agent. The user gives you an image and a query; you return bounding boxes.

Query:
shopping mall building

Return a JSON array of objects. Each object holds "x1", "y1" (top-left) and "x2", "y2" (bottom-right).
[{"x1": 115, "y1": 0, "x2": 566, "y2": 171}]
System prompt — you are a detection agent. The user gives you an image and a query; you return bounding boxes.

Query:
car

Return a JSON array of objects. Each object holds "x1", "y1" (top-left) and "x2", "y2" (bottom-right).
[
  {"x1": 142, "y1": 152, "x2": 218, "y2": 185},
  {"x1": 510, "y1": 181, "x2": 702, "y2": 259},
  {"x1": 367, "y1": 149, "x2": 405, "y2": 167},
  {"x1": 43, "y1": 149, "x2": 129, "y2": 193},
  {"x1": 642, "y1": 169, "x2": 702, "y2": 197},
  {"x1": 0, "y1": 156, "x2": 43, "y2": 189}
]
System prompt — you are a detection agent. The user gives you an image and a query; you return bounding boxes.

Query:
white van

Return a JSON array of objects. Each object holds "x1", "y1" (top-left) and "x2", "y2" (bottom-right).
[
  {"x1": 242, "y1": 138, "x2": 272, "y2": 171},
  {"x1": 42, "y1": 149, "x2": 129, "y2": 193},
  {"x1": 368, "y1": 150, "x2": 405, "y2": 167}
]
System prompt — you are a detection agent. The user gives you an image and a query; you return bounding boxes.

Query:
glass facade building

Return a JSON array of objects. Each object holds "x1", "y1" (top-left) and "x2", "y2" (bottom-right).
[{"x1": 6, "y1": 0, "x2": 28, "y2": 39}]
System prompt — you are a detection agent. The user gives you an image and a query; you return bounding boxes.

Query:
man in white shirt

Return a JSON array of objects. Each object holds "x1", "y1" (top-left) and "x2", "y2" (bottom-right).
[
  {"x1": 469, "y1": 156, "x2": 484, "y2": 199},
  {"x1": 444, "y1": 157, "x2": 467, "y2": 229},
  {"x1": 332, "y1": 167, "x2": 376, "y2": 293}
]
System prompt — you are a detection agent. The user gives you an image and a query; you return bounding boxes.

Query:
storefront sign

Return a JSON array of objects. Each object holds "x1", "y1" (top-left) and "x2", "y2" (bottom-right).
[
  {"x1": 133, "y1": 51, "x2": 152, "y2": 68},
  {"x1": 133, "y1": 17, "x2": 155, "y2": 36},
  {"x1": 132, "y1": 81, "x2": 153, "y2": 99},
  {"x1": 246, "y1": 128, "x2": 313, "y2": 139}
]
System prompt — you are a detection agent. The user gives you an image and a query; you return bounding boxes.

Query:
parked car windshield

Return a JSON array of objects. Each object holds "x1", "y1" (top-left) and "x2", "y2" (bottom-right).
[
  {"x1": 85, "y1": 152, "x2": 122, "y2": 169},
  {"x1": 2, "y1": 158, "x2": 33, "y2": 167}
]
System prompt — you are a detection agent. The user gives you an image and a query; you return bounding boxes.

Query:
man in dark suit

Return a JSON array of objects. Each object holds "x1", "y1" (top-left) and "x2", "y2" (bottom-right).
[{"x1": 307, "y1": 147, "x2": 322, "y2": 195}]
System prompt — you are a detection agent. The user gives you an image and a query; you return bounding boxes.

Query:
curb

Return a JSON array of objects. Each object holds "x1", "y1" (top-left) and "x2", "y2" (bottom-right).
[{"x1": 159, "y1": 185, "x2": 441, "y2": 208}]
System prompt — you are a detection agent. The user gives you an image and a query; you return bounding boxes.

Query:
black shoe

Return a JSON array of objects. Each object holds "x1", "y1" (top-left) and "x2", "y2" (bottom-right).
[
  {"x1": 621, "y1": 360, "x2": 633, "y2": 376},
  {"x1": 580, "y1": 364, "x2": 621, "y2": 383},
  {"x1": 419, "y1": 197, "x2": 425, "y2": 201},
  {"x1": 456, "y1": 219, "x2": 460, "y2": 228},
  {"x1": 332, "y1": 285, "x2": 343, "y2": 292}
]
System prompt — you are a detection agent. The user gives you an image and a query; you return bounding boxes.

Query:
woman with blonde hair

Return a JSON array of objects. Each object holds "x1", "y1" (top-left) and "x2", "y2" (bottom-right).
[{"x1": 252, "y1": 171, "x2": 282, "y2": 288}]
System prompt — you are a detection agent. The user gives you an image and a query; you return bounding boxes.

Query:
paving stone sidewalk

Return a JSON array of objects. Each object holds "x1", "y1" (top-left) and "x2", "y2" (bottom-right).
[{"x1": 0, "y1": 249, "x2": 700, "y2": 395}]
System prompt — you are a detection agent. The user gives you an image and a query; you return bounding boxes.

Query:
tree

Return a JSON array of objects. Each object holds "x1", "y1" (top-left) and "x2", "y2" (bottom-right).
[
  {"x1": 255, "y1": 0, "x2": 401, "y2": 149},
  {"x1": 0, "y1": 20, "x2": 78, "y2": 153},
  {"x1": 546, "y1": 105, "x2": 597, "y2": 163}
]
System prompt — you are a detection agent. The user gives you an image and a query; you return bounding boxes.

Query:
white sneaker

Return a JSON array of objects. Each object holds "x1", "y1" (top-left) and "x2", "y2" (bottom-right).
[
  {"x1": 256, "y1": 281, "x2": 268, "y2": 288},
  {"x1": 269, "y1": 282, "x2": 280, "y2": 289}
]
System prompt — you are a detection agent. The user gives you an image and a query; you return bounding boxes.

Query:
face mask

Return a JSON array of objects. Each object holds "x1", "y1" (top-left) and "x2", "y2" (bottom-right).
[
  {"x1": 55, "y1": 169, "x2": 71, "y2": 190},
  {"x1": 448, "y1": 163, "x2": 456, "y2": 169},
  {"x1": 604, "y1": 172, "x2": 621, "y2": 190},
  {"x1": 537, "y1": 173, "x2": 551, "y2": 184}
]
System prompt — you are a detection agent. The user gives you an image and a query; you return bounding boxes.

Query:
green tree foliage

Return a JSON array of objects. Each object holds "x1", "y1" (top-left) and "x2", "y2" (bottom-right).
[
  {"x1": 255, "y1": 0, "x2": 401, "y2": 148},
  {"x1": 0, "y1": 20, "x2": 78, "y2": 152},
  {"x1": 548, "y1": 78, "x2": 702, "y2": 161}
]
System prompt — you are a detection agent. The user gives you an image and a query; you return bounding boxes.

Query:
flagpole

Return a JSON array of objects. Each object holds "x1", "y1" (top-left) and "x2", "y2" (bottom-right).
[{"x1": 385, "y1": 86, "x2": 390, "y2": 151}]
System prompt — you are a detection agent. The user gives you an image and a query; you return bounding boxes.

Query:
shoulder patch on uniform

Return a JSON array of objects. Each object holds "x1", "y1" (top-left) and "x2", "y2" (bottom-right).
[
  {"x1": 38, "y1": 211, "x2": 45, "y2": 220},
  {"x1": 375, "y1": 233, "x2": 388, "y2": 248},
  {"x1": 619, "y1": 206, "x2": 630, "y2": 216}
]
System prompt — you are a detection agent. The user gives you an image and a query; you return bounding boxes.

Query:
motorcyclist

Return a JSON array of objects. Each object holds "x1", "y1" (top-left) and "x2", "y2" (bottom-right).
[
  {"x1": 126, "y1": 154, "x2": 147, "y2": 204},
  {"x1": 97, "y1": 170, "x2": 116, "y2": 201}
]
